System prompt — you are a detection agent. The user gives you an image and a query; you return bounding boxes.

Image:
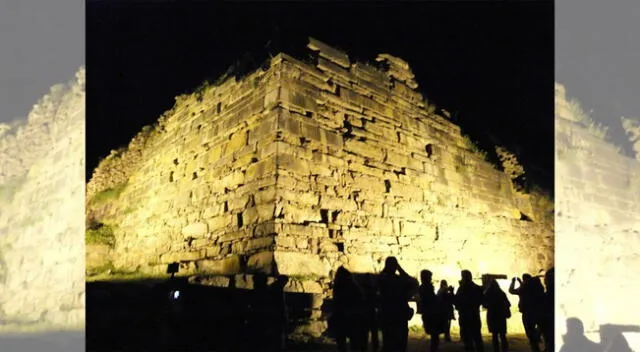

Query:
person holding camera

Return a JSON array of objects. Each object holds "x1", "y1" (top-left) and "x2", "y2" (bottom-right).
[
  {"x1": 378, "y1": 257, "x2": 418, "y2": 352},
  {"x1": 509, "y1": 274, "x2": 544, "y2": 352}
]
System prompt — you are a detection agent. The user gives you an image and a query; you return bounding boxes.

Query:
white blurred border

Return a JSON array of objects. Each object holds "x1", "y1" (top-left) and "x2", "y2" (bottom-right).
[{"x1": 0, "y1": 0, "x2": 84, "y2": 351}]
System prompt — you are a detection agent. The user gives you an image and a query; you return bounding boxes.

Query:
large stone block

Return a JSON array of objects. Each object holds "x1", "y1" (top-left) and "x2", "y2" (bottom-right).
[
  {"x1": 281, "y1": 190, "x2": 319, "y2": 206},
  {"x1": 247, "y1": 251, "x2": 275, "y2": 274},
  {"x1": 244, "y1": 157, "x2": 277, "y2": 182},
  {"x1": 278, "y1": 153, "x2": 310, "y2": 175},
  {"x1": 181, "y1": 222, "x2": 208, "y2": 237},
  {"x1": 227, "y1": 194, "x2": 250, "y2": 211},
  {"x1": 319, "y1": 195, "x2": 358, "y2": 212},
  {"x1": 282, "y1": 203, "x2": 322, "y2": 224},
  {"x1": 274, "y1": 251, "x2": 331, "y2": 277},
  {"x1": 245, "y1": 236, "x2": 275, "y2": 252},
  {"x1": 367, "y1": 217, "x2": 395, "y2": 234},
  {"x1": 207, "y1": 215, "x2": 233, "y2": 232},
  {"x1": 344, "y1": 254, "x2": 378, "y2": 273},
  {"x1": 253, "y1": 186, "x2": 277, "y2": 205},
  {"x1": 280, "y1": 223, "x2": 328, "y2": 238},
  {"x1": 160, "y1": 250, "x2": 206, "y2": 264},
  {"x1": 400, "y1": 221, "x2": 435, "y2": 236},
  {"x1": 344, "y1": 139, "x2": 385, "y2": 161},
  {"x1": 307, "y1": 37, "x2": 350, "y2": 68},
  {"x1": 196, "y1": 255, "x2": 241, "y2": 275}
]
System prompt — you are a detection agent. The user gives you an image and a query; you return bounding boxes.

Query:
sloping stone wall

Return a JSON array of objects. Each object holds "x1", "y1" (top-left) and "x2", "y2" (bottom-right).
[
  {"x1": 270, "y1": 50, "x2": 553, "y2": 284},
  {"x1": 555, "y1": 83, "x2": 640, "y2": 342},
  {"x1": 87, "y1": 64, "x2": 283, "y2": 277},
  {"x1": 87, "y1": 39, "x2": 554, "y2": 335},
  {"x1": 0, "y1": 69, "x2": 85, "y2": 332}
]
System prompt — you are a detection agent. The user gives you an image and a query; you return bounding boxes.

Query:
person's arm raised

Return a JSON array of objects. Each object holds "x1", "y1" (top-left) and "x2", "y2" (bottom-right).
[
  {"x1": 396, "y1": 264, "x2": 410, "y2": 277},
  {"x1": 508, "y1": 277, "x2": 520, "y2": 295}
]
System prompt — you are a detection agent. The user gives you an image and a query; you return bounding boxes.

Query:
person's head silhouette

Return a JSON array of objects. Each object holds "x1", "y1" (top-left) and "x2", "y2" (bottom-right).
[
  {"x1": 420, "y1": 270, "x2": 432, "y2": 284},
  {"x1": 461, "y1": 270, "x2": 472, "y2": 283},
  {"x1": 383, "y1": 257, "x2": 399, "y2": 274},
  {"x1": 488, "y1": 279, "x2": 501, "y2": 292},
  {"x1": 567, "y1": 318, "x2": 584, "y2": 335},
  {"x1": 335, "y1": 266, "x2": 351, "y2": 283}
]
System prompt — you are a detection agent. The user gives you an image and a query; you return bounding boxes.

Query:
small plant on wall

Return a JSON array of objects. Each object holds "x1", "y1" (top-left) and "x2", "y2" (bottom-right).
[
  {"x1": 194, "y1": 80, "x2": 211, "y2": 102},
  {"x1": 461, "y1": 134, "x2": 488, "y2": 161},
  {"x1": 495, "y1": 146, "x2": 526, "y2": 191},
  {"x1": 88, "y1": 181, "x2": 127, "y2": 207},
  {"x1": 86, "y1": 222, "x2": 116, "y2": 247}
]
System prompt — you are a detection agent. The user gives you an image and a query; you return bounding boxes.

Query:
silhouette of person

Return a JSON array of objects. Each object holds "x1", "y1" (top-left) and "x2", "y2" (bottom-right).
[
  {"x1": 559, "y1": 318, "x2": 602, "y2": 352},
  {"x1": 247, "y1": 273, "x2": 271, "y2": 350},
  {"x1": 454, "y1": 270, "x2": 485, "y2": 352},
  {"x1": 483, "y1": 279, "x2": 511, "y2": 352},
  {"x1": 270, "y1": 275, "x2": 290, "y2": 351},
  {"x1": 378, "y1": 257, "x2": 417, "y2": 352},
  {"x1": 332, "y1": 266, "x2": 367, "y2": 352},
  {"x1": 509, "y1": 273, "x2": 543, "y2": 352},
  {"x1": 360, "y1": 273, "x2": 380, "y2": 352},
  {"x1": 599, "y1": 324, "x2": 635, "y2": 352},
  {"x1": 436, "y1": 281, "x2": 455, "y2": 343},
  {"x1": 246, "y1": 273, "x2": 289, "y2": 352},
  {"x1": 418, "y1": 270, "x2": 444, "y2": 352}
]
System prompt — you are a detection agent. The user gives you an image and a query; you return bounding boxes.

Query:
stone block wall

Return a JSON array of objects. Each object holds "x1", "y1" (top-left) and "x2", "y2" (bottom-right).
[
  {"x1": 269, "y1": 50, "x2": 554, "y2": 284},
  {"x1": 0, "y1": 68, "x2": 85, "y2": 332},
  {"x1": 87, "y1": 64, "x2": 284, "y2": 277},
  {"x1": 87, "y1": 39, "x2": 554, "y2": 335},
  {"x1": 555, "y1": 83, "x2": 640, "y2": 343}
]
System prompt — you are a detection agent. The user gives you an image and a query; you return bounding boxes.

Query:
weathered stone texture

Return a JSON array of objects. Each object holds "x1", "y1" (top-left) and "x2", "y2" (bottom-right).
[
  {"x1": 87, "y1": 67, "x2": 281, "y2": 278},
  {"x1": 87, "y1": 40, "x2": 553, "y2": 335},
  {"x1": 555, "y1": 83, "x2": 640, "y2": 340},
  {"x1": 0, "y1": 68, "x2": 86, "y2": 332},
  {"x1": 271, "y1": 47, "x2": 552, "y2": 286}
]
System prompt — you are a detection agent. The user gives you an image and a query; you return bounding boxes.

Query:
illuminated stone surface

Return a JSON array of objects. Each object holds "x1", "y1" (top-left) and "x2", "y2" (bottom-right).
[
  {"x1": 86, "y1": 39, "x2": 553, "y2": 334},
  {"x1": 0, "y1": 69, "x2": 85, "y2": 332},
  {"x1": 555, "y1": 83, "x2": 640, "y2": 348}
]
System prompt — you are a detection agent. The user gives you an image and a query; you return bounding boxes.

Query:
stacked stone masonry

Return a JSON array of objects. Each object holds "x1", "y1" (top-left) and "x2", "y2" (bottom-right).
[
  {"x1": 555, "y1": 83, "x2": 640, "y2": 339},
  {"x1": 87, "y1": 39, "x2": 554, "y2": 334},
  {"x1": 0, "y1": 69, "x2": 86, "y2": 332}
]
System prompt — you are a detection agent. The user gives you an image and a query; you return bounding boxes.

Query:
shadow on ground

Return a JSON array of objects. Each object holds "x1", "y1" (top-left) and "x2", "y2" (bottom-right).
[
  {"x1": 558, "y1": 317, "x2": 639, "y2": 352},
  {"x1": 0, "y1": 331, "x2": 84, "y2": 352}
]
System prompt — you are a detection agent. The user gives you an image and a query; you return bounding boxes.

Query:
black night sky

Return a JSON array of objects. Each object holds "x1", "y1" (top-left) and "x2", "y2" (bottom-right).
[{"x1": 87, "y1": 1, "x2": 554, "y2": 193}]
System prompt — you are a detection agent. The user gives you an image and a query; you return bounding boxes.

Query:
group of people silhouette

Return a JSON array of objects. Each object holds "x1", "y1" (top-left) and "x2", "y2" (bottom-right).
[{"x1": 330, "y1": 256, "x2": 554, "y2": 352}]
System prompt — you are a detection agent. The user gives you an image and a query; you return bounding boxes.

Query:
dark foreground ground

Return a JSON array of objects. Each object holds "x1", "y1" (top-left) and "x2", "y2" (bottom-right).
[
  {"x1": 86, "y1": 280, "x2": 540, "y2": 351},
  {"x1": 288, "y1": 332, "x2": 532, "y2": 352},
  {"x1": 0, "y1": 331, "x2": 530, "y2": 352}
]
